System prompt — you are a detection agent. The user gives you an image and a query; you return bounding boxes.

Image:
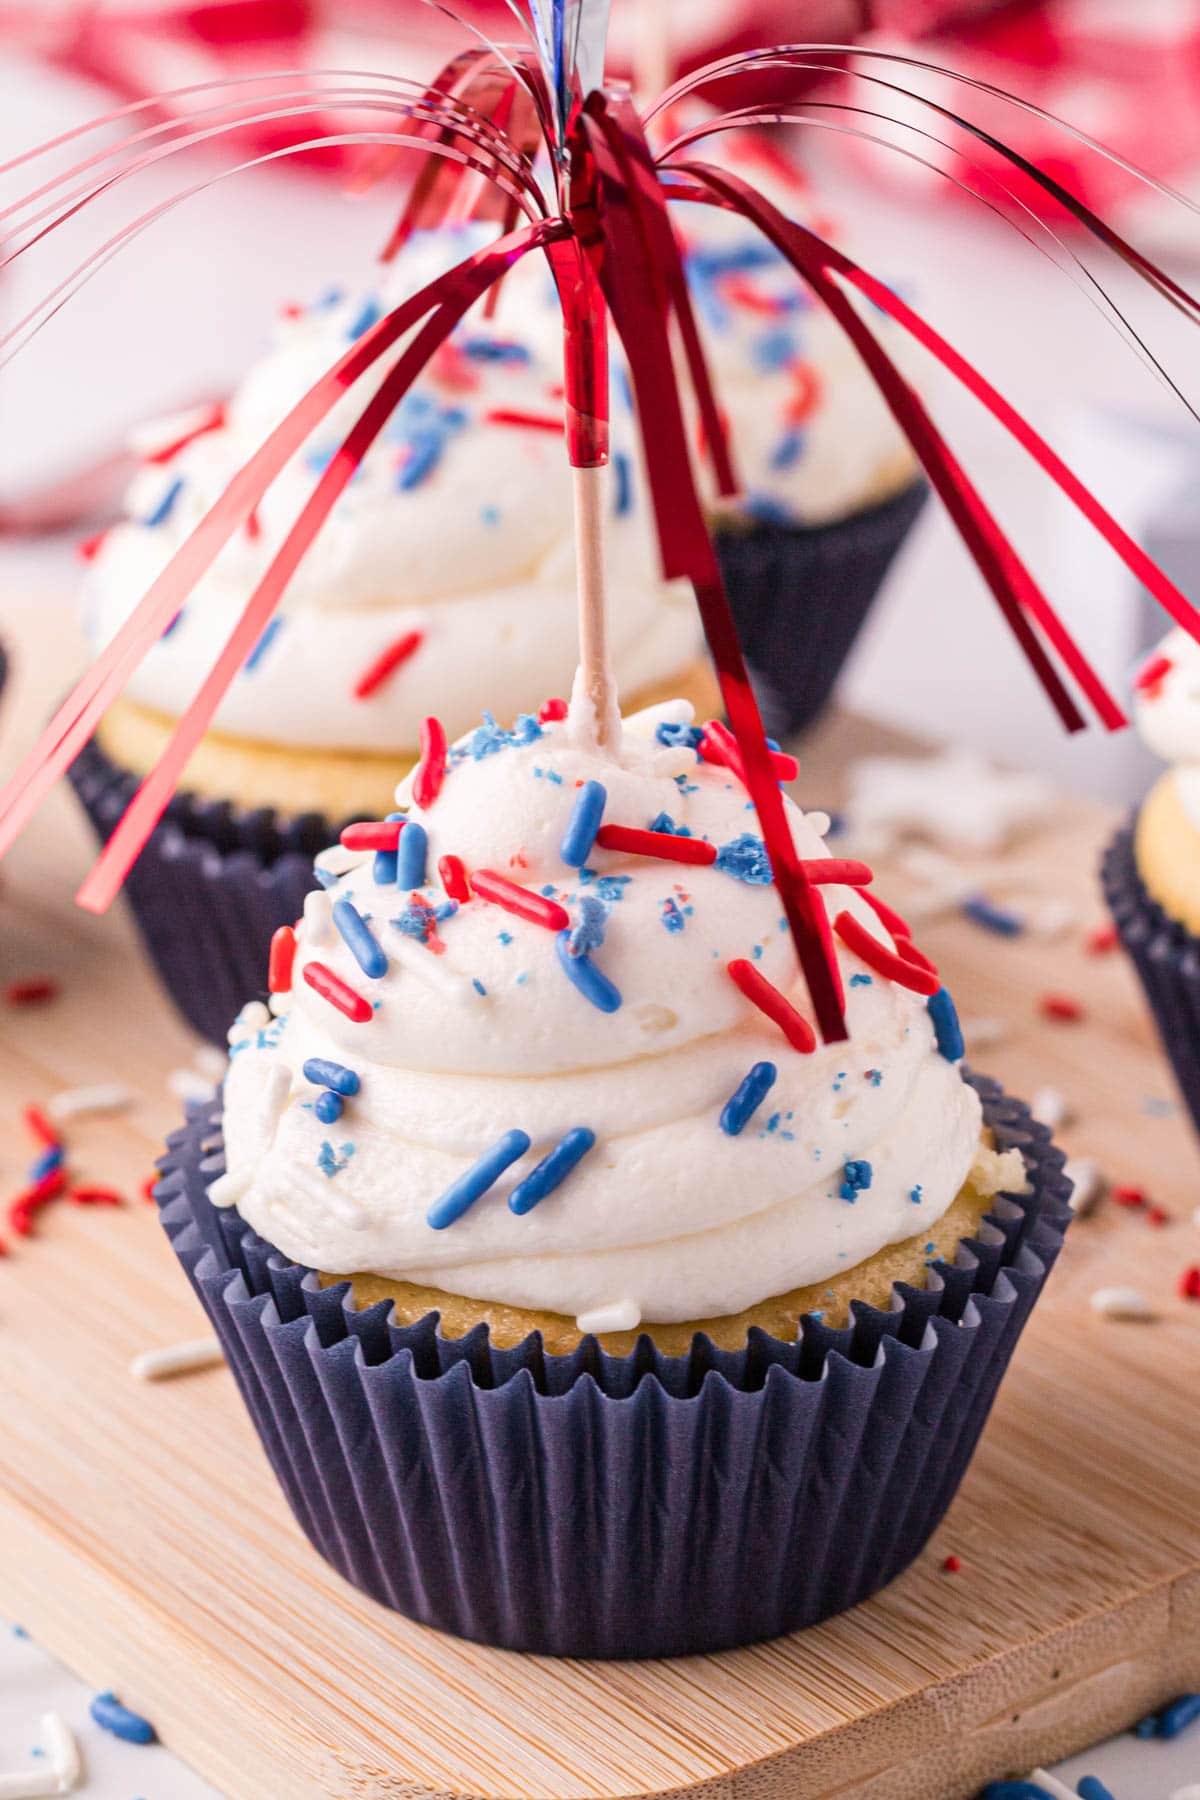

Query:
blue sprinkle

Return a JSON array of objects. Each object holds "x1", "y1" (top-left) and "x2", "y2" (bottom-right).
[
  {"x1": 397, "y1": 433, "x2": 444, "y2": 491},
  {"x1": 346, "y1": 295, "x2": 382, "y2": 340},
  {"x1": 313, "y1": 866, "x2": 337, "y2": 889},
  {"x1": 374, "y1": 849, "x2": 398, "y2": 885},
  {"x1": 568, "y1": 895, "x2": 607, "y2": 958},
  {"x1": 509, "y1": 1127, "x2": 596, "y2": 1214},
  {"x1": 469, "y1": 711, "x2": 510, "y2": 759},
  {"x1": 612, "y1": 451, "x2": 632, "y2": 516},
  {"x1": 427, "y1": 1129, "x2": 531, "y2": 1229},
  {"x1": 395, "y1": 822, "x2": 428, "y2": 889},
  {"x1": 720, "y1": 1061, "x2": 777, "y2": 1136},
  {"x1": 586, "y1": 874, "x2": 630, "y2": 903},
  {"x1": 90, "y1": 1693, "x2": 156, "y2": 1746},
  {"x1": 840, "y1": 1159, "x2": 873, "y2": 1203},
  {"x1": 498, "y1": 930, "x2": 513, "y2": 946},
  {"x1": 744, "y1": 492, "x2": 792, "y2": 526},
  {"x1": 1136, "y1": 1693, "x2": 1200, "y2": 1739},
  {"x1": 961, "y1": 893, "x2": 1024, "y2": 936},
  {"x1": 315, "y1": 1090, "x2": 343, "y2": 1124},
  {"x1": 28, "y1": 1144, "x2": 64, "y2": 1181},
  {"x1": 655, "y1": 721, "x2": 704, "y2": 750},
  {"x1": 392, "y1": 900, "x2": 442, "y2": 941},
  {"x1": 11, "y1": 1624, "x2": 28, "y2": 1639},
  {"x1": 555, "y1": 930, "x2": 621, "y2": 1012},
  {"x1": 332, "y1": 898, "x2": 388, "y2": 979},
  {"x1": 614, "y1": 364, "x2": 634, "y2": 410},
  {"x1": 461, "y1": 335, "x2": 530, "y2": 363},
  {"x1": 865, "y1": 1069, "x2": 883, "y2": 1087},
  {"x1": 849, "y1": 973, "x2": 873, "y2": 987},
  {"x1": 244, "y1": 616, "x2": 284, "y2": 673},
  {"x1": 751, "y1": 327, "x2": 797, "y2": 371},
  {"x1": 660, "y1": 897, "x2": 685, "y2": 934},
  {"x1": 910, "y1": 1185, "x2": 923, "y2": 1204},
  {"x1": 473, "y1": 978, "x2": 487, "y2": 996},
  {"x1": 1076, "y1": 1780, "x2": 1117, "y2": 1800},
  {"x1": 770, "y1": 427, "x2": 805, "y2": 470},
  {"x1": 317, "y1": 1140, "x2": 354, "y2": 1178},
  {"x1": 561, "y1": 779, "x2": 607, "y2": 867},
  {"x1": 715, "y1": 834, "x2": 773, "y2": 885},
  {"x1": 143, "y1": 476, "x2": 184, "y2": 528},
  {"x1": 481, "y1": 504, "x2": 500, "y2": 526},
  {"x1": 649, "y1": 811, "x2": 690, "y2": 836},
  {"x1": 927, "y1": 988, "x2": 965, "y2": 1062},
  {"x1": 979, "y1": 1785, "x2": 1055, "y2": 1800},
  {"x1": 315, "y1": 285, "x2": 344, "y2": 308}
]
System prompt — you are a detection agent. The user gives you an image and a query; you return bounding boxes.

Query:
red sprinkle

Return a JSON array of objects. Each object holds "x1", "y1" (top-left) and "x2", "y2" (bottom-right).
[
  {"x1": 1134, "y1": 652, "x2": 1173, "y2": 699},
  {"x1": 799, "y1": 858, "x2": 873, "y2": 887},
  {"x1": 340, "y1": 821, "x2": 404, "y2": 852},
  {"x1": 699, "y1": 720, "x2": 798, "y2": 785},
  {"x1": 245, "y1": 505, "x2": 262, "y2": 541},
  {"x1": 352, "y1": 630, "x2": 424, "y2": 700},
  {"x1": 942, "y1": 1554, "x2": 961, "y2": 1574},
  {"x1": 78, "y1": 529, "x2": 108, "y2": 563},
  {"x1": 785, "y1": 361, "x2": 822, "y2": 426},
  {"x1": 144, "y1": 401, "x2": 226, "y2": 465},
  {"x1": 7, "y1": 1168, "x2": 67, "y2": 1237},
  {"x1": 141, "y1": 1177, "x2": 158, "y2": 1204},
  {"x1": 483, "y1": 408, "x2": 563, "y2": 434},
  {"x1": 5, "y1": 979, "x2": 58, "y2": 1007},
  {"x1": 1179, "y1": 1265, "x2": 1200, "y2": 1301},
  {"x1": 438, "y1": 854, "x2": 471, "y2": 903},
  {"x1": 413, "y1": 716, "x2": 448, "y2": 809},
  {"x1": 538, "y1": 697, "x2": 569, "y2": 723},
  {"x1": 22, "y1": 1105, "x2": 60, "y2": 1148},
  {"x1": 470, "y1": 871, "x2": 569, "y2": 934},
  {"x1": 594, "y1": 825, "x2": 718, "y2": 867},
  {"x1": 1086, "y1": 922, "x2": 1119, "y2": 955},
  {"x1": 302, "y1": 961, "x2": 374, "y2": 1023},
  {"x1": 268, "y1": 925, "x2": 297, "y2": 995},
  {"x1": 1112, "y1": 1184, "x2": 1147, "y2": 1209},
  {"x1": 1039, "y1": 993, "x2": 1085, "y2": 1023},
  {"x1": 723, "y1": 275, "x2": 791, "y2": 317},
  {"x1": 834, "y1": 911, "x2": 940, "y2": 996},
  {"x1": 70, "y1": 1186, "x2": 124, "y2": 1207},
  {"x1": 1146, "y1": 1205, "x2": 1172, "y2": 1228},
  {"x1": 727, "y1": 959, "x2": 816, "y2": 1054},
  {"x1": 860, "y1": 888, "x2": 913, "y2": 941}
]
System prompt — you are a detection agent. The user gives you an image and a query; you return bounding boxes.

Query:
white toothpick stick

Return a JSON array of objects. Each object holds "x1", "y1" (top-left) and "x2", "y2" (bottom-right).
[{"x1": 571, "y1": 463, "x2": 620, "y2": 750}]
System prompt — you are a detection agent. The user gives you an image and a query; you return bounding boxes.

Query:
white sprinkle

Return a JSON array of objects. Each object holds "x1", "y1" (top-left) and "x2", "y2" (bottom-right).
[
  {"x1": 959, "y1": 1015, "x2": 1008, "y2": 1049},
  {"x1": 302, "y1": 889, "x2": 333, "y2": 942},
  {"x1": 805, "y1": 811, "x2": 832, "y2": 838},
  {"x1": 387, "y1": 934, "x2": 476, "y2": 1000},
  {"x1": 167, "y1": 1067, "x2": 217, "y2": 1105},
  {"x1": 1090, "y1": 1285, "x2": 1159, "y2": 1321},
  {"x1": 1029, "y1": 898, "x2": 1078, "y2": 940},
  {"x1": 41, "y1": 1713, "x2": 80, "y2": 1791},
  {"x1": 1029, "y1": 1772, "x2": 1079, "y2": 1800},
  {"x1": 267, "y1": 990, "x2": 289, "y2": 1017},
  {"x1": 575, "y1": 1299, "x2": 642, "y2": 1336},
  {"x1": 1066, "y1": 1157, "x2": 1105, "y2": 1216},
  {"x1": 45, "y1": 1082, "x2": 133, "y2": 1123},
  {"x1": 193, "y1": 1045, "x2": 228, "y2": 1082},
  {"x1": 208, "y1": 1166, "x2": 251, "y2": 1210},
  {"x1": 1031, "y1": 1086, "x2": 1071, "y2": 1131},
  {"x1": 313, "y1": 844, "x2": 361, "y2": 879},
  {"x1": 255, "y1": 1063, "x2": 292, "y2": 1145},
  {"x1": 227, "y1": 1000, "x2": 270, "y2": 1046},
  {"x1": 131, "y1": 1337, "x2": 224, "y2": 1383}
]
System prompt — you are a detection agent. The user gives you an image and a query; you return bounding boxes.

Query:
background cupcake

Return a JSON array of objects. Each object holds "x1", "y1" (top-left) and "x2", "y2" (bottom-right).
[
  {"x1": 671, "y1": 132, "x2": 927, "y2": 739},
  {"x1": 71, "y1": 225, "x2": 714, "y2": 1042},
  {"x1": 1103, "y1": 627, "x2": 1200, "y2": 1137},
  {"x1": 157, "y1": 693, "x2": 1070, "y2": 1656}
]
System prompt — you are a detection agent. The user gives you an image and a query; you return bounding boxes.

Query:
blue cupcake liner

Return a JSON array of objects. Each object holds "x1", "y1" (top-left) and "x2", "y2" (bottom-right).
[
  {"x1": 67, "y1": 734, "x2": 345, "y2": 1046},
  {"x1": 155, "y1": 1073, "x2": 1070, "y2": 1658},
  {"x1": 1102, "y1": 816, "x2": 1200, "y2": 1139},
  {"x1": 714, "y1": 478, "x2": 927, "y2": 741}
]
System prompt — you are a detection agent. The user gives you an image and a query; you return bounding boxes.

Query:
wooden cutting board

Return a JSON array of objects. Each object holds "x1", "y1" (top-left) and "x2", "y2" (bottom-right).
[{"x1": 1, "y1": 593, "x2": 1198, "y2": 1800}]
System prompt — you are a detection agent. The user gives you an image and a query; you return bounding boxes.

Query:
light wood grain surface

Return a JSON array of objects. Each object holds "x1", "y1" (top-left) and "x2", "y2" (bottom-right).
[{"x1": 0, "y1": 587, "x2": 1198, "y2": 1800}]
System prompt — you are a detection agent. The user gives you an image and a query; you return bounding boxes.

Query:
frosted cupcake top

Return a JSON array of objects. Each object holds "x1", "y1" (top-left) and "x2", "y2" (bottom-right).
[
  {"x1": 220, "y1": 694, "x2": 996, "y2": 1331},
  {"x1": 1134, "y1": 627, "x2": 1200, "y2": 829},
  {"x1": 83, "y1": 226, "x2": 698, "y2": 754},
  {"x1": 673, "y1": 134, "x2": 919, "y2": 529}
]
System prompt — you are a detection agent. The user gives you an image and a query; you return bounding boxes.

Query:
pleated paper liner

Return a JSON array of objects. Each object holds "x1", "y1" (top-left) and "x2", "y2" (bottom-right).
[
  {"x1": 1102, "y1": 816, "x2": 1200, "y2": 1139},
  {"x1": 68, "y1": 734, "x2": 353, "y2": 1046},
  {"x1": 154, "y1": 1073, "x2": 1070, "y2": 1659},
  {"x1": 713, "y1": 477, "x2": 927, "y2": 742}
]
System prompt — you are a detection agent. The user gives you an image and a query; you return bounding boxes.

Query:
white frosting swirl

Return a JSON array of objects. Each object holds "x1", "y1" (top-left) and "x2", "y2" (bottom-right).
[
  {"x1": 222, "y1": 697, "x2": 981, "y2": 1324},
  {"x1": 1133, "y1": 627, "x2": 1200, "y2": 831},
  {"x1": 84, "y1": 226, "x2": 698, "y2": 752}
]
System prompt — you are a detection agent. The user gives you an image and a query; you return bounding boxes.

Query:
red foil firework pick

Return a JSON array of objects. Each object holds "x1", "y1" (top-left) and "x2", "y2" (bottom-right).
[{"x1": 3, "y1": 19, "x2": 1200, "y2": 1044}]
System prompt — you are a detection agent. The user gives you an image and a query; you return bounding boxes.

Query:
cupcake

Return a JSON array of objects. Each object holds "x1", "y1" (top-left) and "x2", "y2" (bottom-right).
[
  {"x1": 70, "y1": 226, "x2": 714, "y2": 1042},
  {"x1": 155, "y1": 691, "x2": 1071, "y2": 1656},
  {"x1": 1103, "y1": 628, "x2": 1200, "y2": 1136},
  {"x1": 672, "y1": 133, "x2": 927, "y2": 738}
]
